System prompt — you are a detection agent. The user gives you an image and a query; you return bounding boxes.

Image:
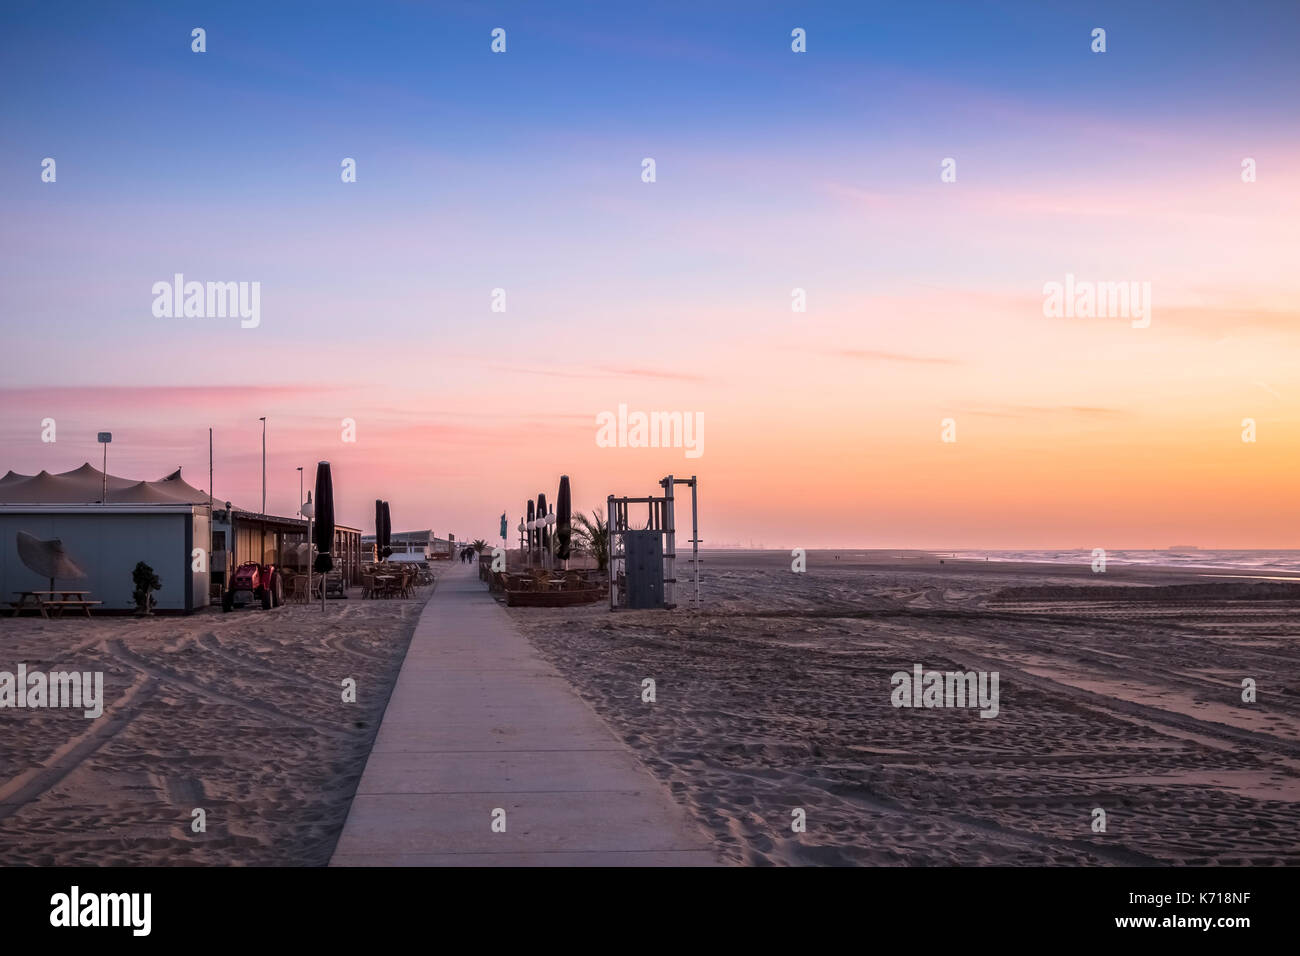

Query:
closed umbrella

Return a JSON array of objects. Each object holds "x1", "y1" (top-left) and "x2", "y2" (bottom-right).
[
  {"x1": 313, "y1": 461, "x2": 334, "y2": 576},
  {"x1": 381, "y1": 501, "x2": 392, "y2": 559},
  {"x1": 314, "y1": 463, "x2": 335, "y2": 610},
  {"x1": 526, "y1": 499, "x2": 535, "y2": 559},
  {"x1": 16, "y1": 531, "x2": 86, "y2": 593},
  {"x1": 374, "y1": 500, "x2": 383, "y2": 562},
  {"x1": 555, "y1": 475, "x2": 572, "y2": 562},
  {"x1": 537, "y1": 492, "x2": 549, "y2": 562}
]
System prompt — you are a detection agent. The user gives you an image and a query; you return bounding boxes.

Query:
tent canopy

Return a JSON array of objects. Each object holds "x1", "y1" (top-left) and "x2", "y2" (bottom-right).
[{"x1": 0, "y1": 463, "x2": 233, "y2": 507}]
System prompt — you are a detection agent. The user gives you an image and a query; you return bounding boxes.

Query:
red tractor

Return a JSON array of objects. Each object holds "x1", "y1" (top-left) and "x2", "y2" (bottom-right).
[{"x1": 222, "y1": 561, "x2": 284, "y2": 612}]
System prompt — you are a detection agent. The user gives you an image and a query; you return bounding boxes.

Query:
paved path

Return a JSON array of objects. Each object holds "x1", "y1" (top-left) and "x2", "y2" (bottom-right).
[{"x1": 330, "y1": 562, "x2": 718, "y2": 866}]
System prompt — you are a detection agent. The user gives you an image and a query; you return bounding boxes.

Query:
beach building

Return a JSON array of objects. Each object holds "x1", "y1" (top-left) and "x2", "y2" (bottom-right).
[
  {"x1": 0, "y1": 463, "x2": 362, "y2": 613},
  {"x1": 214, "y1": 507, "x2": 363, "y2": 589},
  {"x1": 0, "y1": 464, "x2": 214, "y2": 612},
  {"x1": 360, "y1": 528, "x2": 448, "y2": 559}
]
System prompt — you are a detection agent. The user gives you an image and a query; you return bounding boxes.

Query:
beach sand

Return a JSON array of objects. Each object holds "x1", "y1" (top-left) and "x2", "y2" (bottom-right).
[
  {"x1": 4, "y1": 552, "x2": 1297, "y2": 867},
  {"x1": 511, "y1": 551, "x2": 1300, "y2": 865},
  {"x1": 0, "y1": 587, "x2": 428, "y2": 865}
]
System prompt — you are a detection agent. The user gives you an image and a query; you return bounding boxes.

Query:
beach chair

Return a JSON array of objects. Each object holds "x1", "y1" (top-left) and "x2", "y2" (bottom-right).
[
  {"x1": 361, "y1": 574, "x2": 375, "y2": 600},
  {"x1": 288, "y1": 575, "x2": 310, "y2": 604}
]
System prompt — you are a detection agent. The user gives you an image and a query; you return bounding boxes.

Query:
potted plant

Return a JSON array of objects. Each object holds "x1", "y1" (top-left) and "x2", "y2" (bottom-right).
[{"x1": 131, "y1": 561, "x2": 161, "y2": 616}]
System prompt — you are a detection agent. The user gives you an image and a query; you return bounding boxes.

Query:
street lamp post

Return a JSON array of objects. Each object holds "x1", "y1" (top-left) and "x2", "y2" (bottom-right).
[
  {"x1": 302, "y1": 493, "x2": 314, "y2": 604},
  {"x1": 296, "y1": 466, "x2": 304, "y2": 579},
  {"x1": 96, "y1": 432, "x2": 112, "y2": 503},
  {"x1": 259, "y1": 417, "x2": 267, "y2": 515},
  {"x1": 258, "y1": 417, "x2": 267, "y2": 565}
]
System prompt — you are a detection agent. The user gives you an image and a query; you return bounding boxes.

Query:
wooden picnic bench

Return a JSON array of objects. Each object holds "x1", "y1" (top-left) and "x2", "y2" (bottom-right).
[{"x1": 9, "y1": 590, "x2": 103, "y2": 619}]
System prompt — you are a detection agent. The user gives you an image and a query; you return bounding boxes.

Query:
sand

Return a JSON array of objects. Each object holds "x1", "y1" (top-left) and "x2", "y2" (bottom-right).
[
  {"x1": 0, "y1": 585, "x2": 429, "y2": 865},
  {"x1": 511, "y1": 551, "x2": 1300, "y2": 865},
  {"x1": 5, "y1": 551, "x2": 1297, "y2": 867}
]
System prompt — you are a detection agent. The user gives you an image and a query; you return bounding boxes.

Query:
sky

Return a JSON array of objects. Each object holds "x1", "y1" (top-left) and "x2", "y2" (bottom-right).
[{"x1": 1, "y1": 0, "x2": 1297, "y2": 548}]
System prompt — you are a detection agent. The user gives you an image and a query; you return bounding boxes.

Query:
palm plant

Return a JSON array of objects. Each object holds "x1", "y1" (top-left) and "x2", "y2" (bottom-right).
[
  {"x1": 572, "y1": 509, "x2": 609, "y2": 571},
  {"x1": 471, "y1": 539, "x2": 488, "y2": 554}
]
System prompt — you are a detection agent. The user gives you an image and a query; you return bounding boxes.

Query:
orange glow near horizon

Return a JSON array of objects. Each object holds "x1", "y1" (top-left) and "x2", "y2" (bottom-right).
[{"x1": 3, "y1": 83, "x2": 1297, "y2": 548}]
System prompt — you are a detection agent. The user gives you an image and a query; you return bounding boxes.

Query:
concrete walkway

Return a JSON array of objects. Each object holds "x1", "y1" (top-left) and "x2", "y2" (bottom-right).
[{"x1": 330, "y1": 562, "x2": 718, "y2": 865}]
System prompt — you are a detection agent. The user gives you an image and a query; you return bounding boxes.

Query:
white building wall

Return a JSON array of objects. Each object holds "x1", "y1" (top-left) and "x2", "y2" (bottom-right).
[{"x1": 0, "y1": 510, "x2": 205, "y2": 612}]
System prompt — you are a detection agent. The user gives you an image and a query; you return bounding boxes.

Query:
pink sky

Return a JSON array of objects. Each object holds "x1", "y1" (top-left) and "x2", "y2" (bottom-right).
[{"x1": 4, "y1": 23, "x2": 1297, "y2": 548}]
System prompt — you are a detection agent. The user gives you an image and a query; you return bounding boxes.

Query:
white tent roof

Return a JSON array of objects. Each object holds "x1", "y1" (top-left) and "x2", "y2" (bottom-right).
[{"x1": 0, "y1": 463, "x2": 232, "y2": 507}]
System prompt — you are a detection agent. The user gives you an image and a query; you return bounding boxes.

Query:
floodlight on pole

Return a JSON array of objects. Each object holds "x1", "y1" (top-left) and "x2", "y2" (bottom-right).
[{"x1": 97, "y1": 432, "x2": 112, "y2": 503}]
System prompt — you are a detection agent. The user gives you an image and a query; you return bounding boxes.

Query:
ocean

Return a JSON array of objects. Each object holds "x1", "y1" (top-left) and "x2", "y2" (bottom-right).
[{"x1": 948, "y1": 550, "x2": 1300, "y2": 574}]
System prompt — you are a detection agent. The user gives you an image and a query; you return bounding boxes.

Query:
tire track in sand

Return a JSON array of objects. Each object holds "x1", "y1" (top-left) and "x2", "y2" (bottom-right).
[
  {"x1": 0, "y1": 670, "x2": 156, "y2": 821},
  {"x1": 107, "y1": 640, "x2": 345, "y2": 737}
]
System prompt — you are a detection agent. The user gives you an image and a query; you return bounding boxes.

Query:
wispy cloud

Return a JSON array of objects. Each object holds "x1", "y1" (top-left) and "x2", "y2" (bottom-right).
[
  {"x1": 0, "y1": 384, "x2": 335, "y2": 404},
  {"x1": 1157, "y1": 306, "x2": 1300, "y2": 337},
  {"x1": 966, "y1": 405, "x2": 1127, "y2": 420},
  {"x1": 487, "y1": 364, "x2": 708, "y2": 383},
  {"x1": 831, "y1": 349, "x2": 959, "y2": 366}
]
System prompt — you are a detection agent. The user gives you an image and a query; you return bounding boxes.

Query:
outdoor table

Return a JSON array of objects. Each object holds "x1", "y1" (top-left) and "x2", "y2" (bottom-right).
[{"x1": 9, "y1": 590, "x2": 100, "y2": 619}]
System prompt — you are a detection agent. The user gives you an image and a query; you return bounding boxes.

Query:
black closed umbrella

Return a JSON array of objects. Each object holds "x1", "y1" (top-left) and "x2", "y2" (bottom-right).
[
  {"x1": 374, "y1": 500, "x2": 384, "y2": 561},
  {"x1": 526, "y1": 499, "x2": 535, "y2": 558},
  {"x1": 537, "y1": 492, "x2": 549, "y2": 559},
  {"x1": 555, "y1": 475, "x2": 572, "y2": 562},
  {"x1": 313, "y1": 462, "x2": 334, "y2": 575},
  {"x1": 381, "y1": 501, "x2": 392, "y2": 559}
]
